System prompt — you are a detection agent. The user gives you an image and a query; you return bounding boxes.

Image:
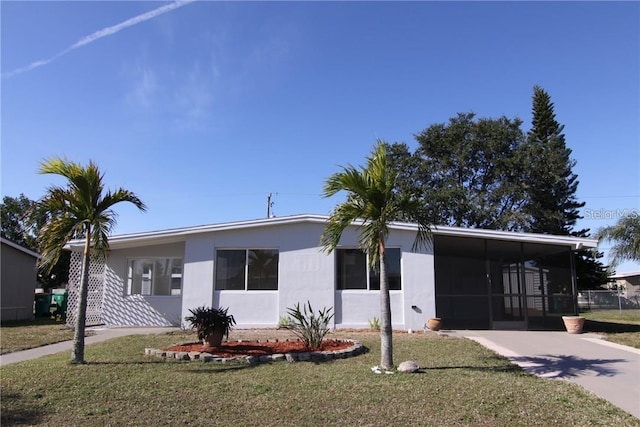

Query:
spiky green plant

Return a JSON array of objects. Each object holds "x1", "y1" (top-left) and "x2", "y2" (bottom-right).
[
  {"x1": 368, "y1": 317, "x2": 381, "y2": 331},
  {"x1": 286, "y1": 301, "x2": 334, "y2": 350}
]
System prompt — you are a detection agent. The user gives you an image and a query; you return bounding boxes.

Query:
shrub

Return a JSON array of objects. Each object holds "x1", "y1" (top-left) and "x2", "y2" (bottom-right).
[
  {"x1": 285, "y1": 301, "x2": 334, "y2": 350},
  {"x1": 184, "y1": 306, "x2": 236, "y2": 341},
  {"x1": 368, "y1": 317, "x2": 381, "y2": 331},
  {"x1": 277, "y1": 316, "x2": 293, "y2": 329}
]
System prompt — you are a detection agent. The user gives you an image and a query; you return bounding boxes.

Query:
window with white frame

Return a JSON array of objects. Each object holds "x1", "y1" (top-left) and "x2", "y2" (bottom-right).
[
  {"x1": 336, "y1": 248, "x2": 401, "y2": 290},
  {"x1": 216, "y1": 249, "x2": 279, "y2": 290},
  {"x1": 127, "y1": 258, "x2": 182, "y2": 296}
]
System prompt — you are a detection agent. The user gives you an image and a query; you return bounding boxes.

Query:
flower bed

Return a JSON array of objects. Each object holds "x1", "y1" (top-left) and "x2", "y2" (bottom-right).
[{"x1": 145, "y1": 338, "x2": 365, "y2": 364}]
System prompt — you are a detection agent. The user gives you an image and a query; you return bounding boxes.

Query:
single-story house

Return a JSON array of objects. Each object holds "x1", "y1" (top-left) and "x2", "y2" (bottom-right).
[
  {"x1": 1, "y1": 237, "x2": 40, "y2": 321},
  {"x1": 64, "y1": 214, "x2": 597, "y2": 331},
  {"x1": 610, "y1": 271, "x2": 640, "y2": 300}
]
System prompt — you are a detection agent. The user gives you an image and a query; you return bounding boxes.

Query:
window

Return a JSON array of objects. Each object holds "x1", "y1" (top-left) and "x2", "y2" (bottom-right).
[
  {"x1": 216, "y1": 249, "x2": 279, "y2": 290},
  {"x1": 336, "y1": 248, "x2": 401, "y2": 290},
  {"x1": 127, "y1": 258, "x2": 182, "y2": 296}
]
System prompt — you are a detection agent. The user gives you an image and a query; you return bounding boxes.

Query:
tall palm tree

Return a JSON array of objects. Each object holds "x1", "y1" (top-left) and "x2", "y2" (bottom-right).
[
  {"x1": 321, "y1": 141, "x2": 432, "y2": 369},
  {"x1": 595, "y1": 215, "x2": 640, "y2": 266},
  {"x1": 37, "y1": 158, "x2": 146, "y2": 363}
]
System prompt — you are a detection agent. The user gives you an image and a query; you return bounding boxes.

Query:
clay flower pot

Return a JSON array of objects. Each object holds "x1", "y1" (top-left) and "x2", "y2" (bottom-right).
[
  {"x1": 562, "y1": 315, "x2": 585, "y2": 334},
  {"x1": 426, "y1": 317, "x2": 442, "y2": 331},
  {"x1": 202, "y1": 328, "x2": 225, "y2": 347}
]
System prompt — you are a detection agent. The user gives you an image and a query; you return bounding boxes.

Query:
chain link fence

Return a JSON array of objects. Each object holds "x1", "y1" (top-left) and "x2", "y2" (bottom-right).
[{"x1": 578, "y1": 289, "x2": 640, "y2": 311}]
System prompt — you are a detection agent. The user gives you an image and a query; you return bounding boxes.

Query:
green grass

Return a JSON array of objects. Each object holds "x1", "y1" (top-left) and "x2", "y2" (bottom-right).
[
  {"x1": 582, "y1": 309, "x2": 640, "y2": 325},
  {"x1": 0, "y1": 318, "x2": 76, "y2": 354},
  {"x1": 582, "y1": 309, "x2": 640, "y2": 349},
  {"x1": 2, "y1": 331, "x2": 638, "y2": 426}
]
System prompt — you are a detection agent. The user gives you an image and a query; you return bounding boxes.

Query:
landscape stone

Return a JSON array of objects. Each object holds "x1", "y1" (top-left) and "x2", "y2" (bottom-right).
[
  {"x1": 144, "y1": 339, "x2": 365, "y2": 365},
  {"x1": 285, "y1": 353, "x2": 297, "y2": 363},
  {"x1": 298, "y1": 352, "x2": 311, "y2": 361},
  {"x1": 397, "y1": 360, "x2": 421, "y2": 373}
]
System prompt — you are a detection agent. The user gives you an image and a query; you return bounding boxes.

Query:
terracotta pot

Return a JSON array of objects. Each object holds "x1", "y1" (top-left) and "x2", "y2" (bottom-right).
[
  {"x1": 562, "y1": 316, "x2": 585, "y2": 334},
  {"x1": 202, "y1": 328, "x2": 225, "y2": 347},
  {"x1": 426, "y1": 317, "x2": 442, "y2": 331}
]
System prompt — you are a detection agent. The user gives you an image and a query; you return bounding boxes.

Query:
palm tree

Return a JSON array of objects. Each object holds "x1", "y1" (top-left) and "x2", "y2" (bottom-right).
[
  {"x1": 321, "y1": 141, "x2": 432, "y2": 369},
  {"x1": 595, "y1": 215, "x2": 640, "y2": 266},
  {"x1": 37, "y1": 158, "x2": 146, "y2": 363}
]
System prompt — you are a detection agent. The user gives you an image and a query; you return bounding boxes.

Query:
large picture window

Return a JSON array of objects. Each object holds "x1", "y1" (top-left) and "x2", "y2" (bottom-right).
[
  {"x1": 216, "y1": 249, "x2": 279, "y2": 290},
  {"x1": 127, "y1": 258, "x2": 182, "y2": 296},
  {"x1": 336, "y1": 248, "x2": 401, "y2": 290}
]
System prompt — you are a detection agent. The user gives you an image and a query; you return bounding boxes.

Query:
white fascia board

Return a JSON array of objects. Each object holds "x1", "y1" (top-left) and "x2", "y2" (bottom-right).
[
  {"x1": 64, "y1": 214, "x2": 330, "y2": 250},
  {"x1": 64, "y1": 213, "x2": 597, "y2": 251},
  {"x1": 386, "y1": 221, "x2": 597, "y2": 250},
  {"x1": 610, "y1": 271, "x2": 640, "y2": 279}
]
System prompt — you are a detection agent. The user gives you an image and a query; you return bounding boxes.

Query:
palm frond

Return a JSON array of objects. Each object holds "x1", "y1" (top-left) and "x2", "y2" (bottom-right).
[
  {"x1": 321, "y1": 141, "x2": 433, "y2": 256},
  {"x1": 596, "y1": 215, "x2": 640, "y2": 265},
  {"x1": 37, "y1": 215, "x2": 83, "y2": 273},
  {"x1": 36, "y1": 157, "x2": 147, "y2": 269}
]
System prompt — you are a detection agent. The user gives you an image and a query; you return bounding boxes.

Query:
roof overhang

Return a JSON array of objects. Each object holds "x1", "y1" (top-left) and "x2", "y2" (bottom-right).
[
  {"x1": 64, "y1": 214, "x2": 598, "y2": 252},
  {"x1": 1, "y1": 237, "x2": 40, "y2": 258},
  {"x1": 610, "y1": 271, "x2": 640, "y2": 279}
]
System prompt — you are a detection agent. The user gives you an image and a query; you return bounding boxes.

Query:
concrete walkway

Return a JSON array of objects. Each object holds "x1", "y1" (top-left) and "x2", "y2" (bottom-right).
[
  {"x1": 456, "y1": 330, "x2": 640, "y2": 419},
  {"x1": 0, "y1": 327, "x2": 178, "y2": 366}
]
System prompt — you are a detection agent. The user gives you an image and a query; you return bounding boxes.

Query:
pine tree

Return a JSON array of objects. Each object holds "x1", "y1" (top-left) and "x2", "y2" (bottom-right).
[
  {"x1": 525, "y1": 86, "x2": 607, "y2": 289},
  {"x1": 525, "y1": 86, "x2": 585, "y2": 235}
]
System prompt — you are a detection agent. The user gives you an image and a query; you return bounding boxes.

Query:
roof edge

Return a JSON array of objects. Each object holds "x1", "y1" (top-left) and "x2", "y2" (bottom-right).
[
  {"x1": 65, "y1": 214, "x2": 598, "y2": 251},
  {"x1": 1, "y1": 237, "x2": 40, "y2": 258}
]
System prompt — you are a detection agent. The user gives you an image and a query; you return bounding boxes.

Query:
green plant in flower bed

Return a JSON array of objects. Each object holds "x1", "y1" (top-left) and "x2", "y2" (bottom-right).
[
  {"x1": 184, "y1": 306, "x2": 236, "y2": 342},
  {"x1": 285, "y1": 301, "x2": 334, "y2": 349},
  {"x1": 368, "y1": 317, "x2": 381, "y2": 331},
  {"x1": 277, "y1": 316, "x2": 293, "y2": 329}
]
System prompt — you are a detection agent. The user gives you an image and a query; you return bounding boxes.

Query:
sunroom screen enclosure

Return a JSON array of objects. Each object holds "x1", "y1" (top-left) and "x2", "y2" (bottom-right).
[{"x1": 434, "y1": 235, "x2": 576, "y2": 330}]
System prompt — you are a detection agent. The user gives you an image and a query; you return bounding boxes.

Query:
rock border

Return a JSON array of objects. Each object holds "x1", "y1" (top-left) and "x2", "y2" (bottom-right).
[{"x1": 144, "y1": 338, "x2": 365, "y2": 364}]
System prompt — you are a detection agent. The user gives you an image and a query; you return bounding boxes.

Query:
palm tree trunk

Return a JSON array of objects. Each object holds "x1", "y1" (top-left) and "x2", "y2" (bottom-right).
[
  {"x1": 71, "y1": 227, "x2": 91, "y2": 363},
  {"x1": 379, "y1": 239, "x2": 393, "y2": 369}
]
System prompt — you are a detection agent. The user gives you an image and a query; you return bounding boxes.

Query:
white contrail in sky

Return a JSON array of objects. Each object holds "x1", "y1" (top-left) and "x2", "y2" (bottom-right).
[{"x1": 3, "y1": 0, "x2": 196, "y2": 79}]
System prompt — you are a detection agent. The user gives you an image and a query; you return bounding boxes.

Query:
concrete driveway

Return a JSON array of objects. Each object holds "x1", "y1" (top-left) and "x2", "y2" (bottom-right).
[{"x1": 457, "y1": 330, "x2": 640, "y2": 419}]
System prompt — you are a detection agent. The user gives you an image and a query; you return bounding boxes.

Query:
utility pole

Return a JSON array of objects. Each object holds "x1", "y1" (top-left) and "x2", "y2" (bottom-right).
[{"x1": 266, "y1": 193, "x2": 274, "y2": 218}]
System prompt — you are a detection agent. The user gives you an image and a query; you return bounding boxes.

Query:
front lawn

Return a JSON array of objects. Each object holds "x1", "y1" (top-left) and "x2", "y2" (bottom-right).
[
  {"x1": 582, "y1": 309, "x2": 640, "y2": 349},
  {"x1": 0, "y1": 318, "x2": 75, "y2": 354},
  {"x1": 1, "y1": 330, "x2": 637, "y2": 426}
]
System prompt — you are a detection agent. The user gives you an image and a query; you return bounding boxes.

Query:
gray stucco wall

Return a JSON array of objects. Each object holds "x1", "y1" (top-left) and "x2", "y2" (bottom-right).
[{"x1": 1, "y1": 242, "x2": 38, "y2": 321}]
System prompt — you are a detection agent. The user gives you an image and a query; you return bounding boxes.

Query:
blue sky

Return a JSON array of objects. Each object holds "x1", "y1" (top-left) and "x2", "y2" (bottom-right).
[{"x1": 2, "y1": 1, "x2": 639, "y2": 272}]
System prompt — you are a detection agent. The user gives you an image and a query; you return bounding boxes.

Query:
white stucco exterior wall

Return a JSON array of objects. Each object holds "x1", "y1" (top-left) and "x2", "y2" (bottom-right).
[
  {"x1": 87, "y1": 214, "x2": 595, "y2": 330},
  {"x1": 401, "y1": 245, "x2": 435, "y2": 331},
  {"x1": 181, "y1": 236, "x2": 215, "y2": 325},
  {"x1": 102, "y1": 242, "x2": 184, "y2": 326},
  {"x1": 328, "y1": 225, "x2": 435, "y2": 330},
  {"x1": 99, "y1": 218, "x2": 437, "y2": 330},
  {"x1": 207, "y1": 222, "x2": 336, "y2": 328}
]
